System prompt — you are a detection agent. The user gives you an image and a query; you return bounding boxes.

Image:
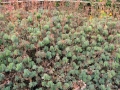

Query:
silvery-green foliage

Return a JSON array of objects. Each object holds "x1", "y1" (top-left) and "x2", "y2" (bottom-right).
[{"x1": 0, "y1": 9, "x2": 120, "y2": 90}]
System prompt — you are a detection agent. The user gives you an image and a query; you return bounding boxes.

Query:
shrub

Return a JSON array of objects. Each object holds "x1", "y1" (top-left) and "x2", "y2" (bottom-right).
[{"x1": 0, "y1": 9, "x2": 120, "y2": 90}]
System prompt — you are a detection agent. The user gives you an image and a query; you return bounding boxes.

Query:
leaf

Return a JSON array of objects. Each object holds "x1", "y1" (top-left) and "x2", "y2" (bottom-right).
[
  {"x1": 46, "y1": 51, "x2": 52, "y2": 60},
  {"x1": 87, "y1": 75, "x2": 92, "y2": 81},
  {"x1": 64, "y1": 24, "x2": 69, "y2": 30},
  {"x1": 27, "y1": 16, "x2": 33, "y2": 23},
  {"x1": 7, "y1": 63, "x2": 15, "y2": 71},
  {"x1": 42, "y1": 73, "x2": 51, "y2": 80},
  {"x1": 37, "y1": 66, "x2": 44, "y2": 73},
  {"x1": 42, "y1": 81, "x2": 47, "y2": 87},
  {"x1": 3, "y1": 34, "x2": 9, "y2": 40},
  {"x1": 43, "y1": 37, "x2": 50, "y2": 45},
  {"x1": 32, "y1": 65, "x2": 37, "y2": 70},
  {"x1": 0, "y1": 73, "x2": 5, "y2": 81},
  {"x1": 30, "y1": 71, "x2": 37, "y2": 78},
  {"x1": 72, "y1": 55, "x2": 77, "y2": 60},
  {"x1": 29, "y1": 82, "x2": 37, "y2": 88},
  {"x1": 23, "y1": 56, "x2": 31, "y2": 63},
  {"x1": 16, "y1": 63, "x2": 23, "y2": 71},
  {"x1": 65, "y1": 47, "x2": 70, "y2": 52},
  {"x1": 0, "y1": 64, "x2": 6, "y2": 72},
  {"x1": 72, "y1": 62, "x2": 79, "y2": 69},
  {"x1": 11, "y1": 35, "x2": 19, "y2": 42},
  {"x1": 62, "y1": 57, "x2": 68, "y2": 64},
  {"x1": 104, "y1": 61, "x2": 109, "y2": 67},
  {"x1": 66, "y1": 52, "x2": 72, "y2": 58},
  {"x1": 23, "y1": 69, "x2": 31, "y2": 78},
  {"x1": 89, "y1": 85, "x2": 95, "y2": 90},
  {"x1": 82, "y1": 40, "x2": 89, "y2": 48},
  {"x1": 43, "y1": 25, "x2": 50, "y2": 30},
  {"x1": 36, "y1": 12, "x2": 41, "y2": 19},
  {"x1": 100, "y1": 85, "x2": 106, "y2": 90},
  {"x1": 57, "y1": 82, "x2": 62, "y2": 89},
  {"x1": 50, "y1": 46, "x2": 55, "y2": 52},
  {"x1": 4, "y1": 86, "x2": 11, "y2": 90},
  {"x1": 47, "y1": 81, "x2": 54, "y2": 87},
  {"x1": 20, "y1": 82, "x2": 26, "y2": 88},
  {"x1": 4, "y1": 49, "x2": 11, "y2": 56}
]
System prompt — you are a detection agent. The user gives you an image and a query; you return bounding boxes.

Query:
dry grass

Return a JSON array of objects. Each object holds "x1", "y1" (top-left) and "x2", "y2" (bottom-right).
[{"x1": 0, "y1": 0, "x2": 120, "y2": 22}]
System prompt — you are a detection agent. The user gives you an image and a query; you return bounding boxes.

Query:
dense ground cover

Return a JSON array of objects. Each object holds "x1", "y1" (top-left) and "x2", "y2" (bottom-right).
[{"x1": 0, "y1": 7, "x2": 120, "y2": 90}]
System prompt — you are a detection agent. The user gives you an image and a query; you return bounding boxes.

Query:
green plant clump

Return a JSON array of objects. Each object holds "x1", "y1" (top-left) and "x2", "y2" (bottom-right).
[{"x1": 0, "y1": 9, "x2": 120, "y2": 90}]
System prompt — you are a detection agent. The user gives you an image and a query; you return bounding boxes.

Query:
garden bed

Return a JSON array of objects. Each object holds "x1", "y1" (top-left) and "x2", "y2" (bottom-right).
[{"x1": 0, "y1": 1, "x2": 120, "y2": 90}]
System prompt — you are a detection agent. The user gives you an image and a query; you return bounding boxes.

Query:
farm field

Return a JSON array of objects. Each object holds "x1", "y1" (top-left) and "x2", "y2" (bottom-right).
[{"x1": 0, "y1": 0, "x2": 120, "y2": 90}]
